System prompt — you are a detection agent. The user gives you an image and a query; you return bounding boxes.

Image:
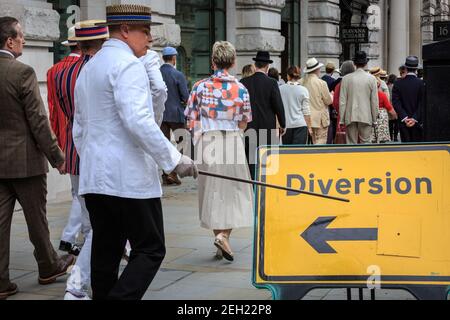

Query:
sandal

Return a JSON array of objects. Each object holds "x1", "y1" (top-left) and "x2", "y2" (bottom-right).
[{"x1": 214, "y1": 235, "x2": 234, "y2": 261}]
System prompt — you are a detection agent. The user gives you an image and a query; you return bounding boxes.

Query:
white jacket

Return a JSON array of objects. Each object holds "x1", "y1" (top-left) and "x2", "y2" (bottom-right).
[
  {"x1": 140, "y1": 50, "x2": 167, "y2": 126},
  {"x1": 73, "y1": 39, "x2": 181, "y2": 199}
]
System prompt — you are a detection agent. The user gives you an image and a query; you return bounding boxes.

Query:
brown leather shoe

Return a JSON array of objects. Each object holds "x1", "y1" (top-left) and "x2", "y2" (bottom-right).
[
  {"x1": 38, "y1": 254, "x2": 76, "y2": 285},
  {"x1": 0, "y1": 283, "x2": 18, "y2": 300}
]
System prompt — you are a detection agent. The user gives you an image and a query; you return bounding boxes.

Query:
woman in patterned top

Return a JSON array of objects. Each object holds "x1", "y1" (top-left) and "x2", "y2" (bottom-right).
[{"x1": 185, "y1": 41, "x2": 253, "y2": 261}]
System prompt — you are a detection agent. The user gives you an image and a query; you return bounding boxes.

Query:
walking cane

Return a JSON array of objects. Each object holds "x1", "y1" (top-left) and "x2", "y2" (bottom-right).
[{"x1": 198, "y1": 170, "x2": 350, "y2": 203}]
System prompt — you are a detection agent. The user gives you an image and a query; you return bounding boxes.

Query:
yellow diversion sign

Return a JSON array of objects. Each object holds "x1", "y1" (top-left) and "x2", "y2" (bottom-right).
[{"x1": 253, "y1": 144, "x2": 450, "y2": 300}]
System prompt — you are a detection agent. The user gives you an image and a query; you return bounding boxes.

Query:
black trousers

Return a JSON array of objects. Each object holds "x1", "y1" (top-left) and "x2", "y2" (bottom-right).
[
  {"x1": 245, "y1": 129, "x2": 278, "y2": 180},
  {"x1": 282, "y1": 127, "x2": 308, "y2": 145},
  {"x1": 84, "y1": 194, "x2": 165, "y2": 300},
  {"x1": 399, "y1": 122, "x2": 423, "y2": 143}
]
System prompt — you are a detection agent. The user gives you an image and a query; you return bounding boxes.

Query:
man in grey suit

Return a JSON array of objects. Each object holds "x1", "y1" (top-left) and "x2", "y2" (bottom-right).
[
  {"x1": 0, "y1": 17, "x2": 75, "y2": 299},
  {"x1": 160, "y1": 47, "x2": 190, "y2": 185},
  {"x1": 339, "y1": 51, "x2": 379, "y2": 144}
]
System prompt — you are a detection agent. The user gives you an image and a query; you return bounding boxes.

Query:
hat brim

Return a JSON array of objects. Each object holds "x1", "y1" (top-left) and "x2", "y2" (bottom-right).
[
  {"x1": 253, "y1": 57, "x2": 273, "y2": 64},
  {"x1": 95, "y1": 21, "x2": 162, "y2": 27},
  {"x1": 61, "y1": 41, "x2": 78, "y2": 47},
  {"x1": 353, "y1": 59, "x2": 369, "y2": 65},
  {"x1": 304, "y1": 63, "x2": 324, "y2": 73},
  {"x1": 71, "y1": 34, "x2": 110, "y2": 41}
]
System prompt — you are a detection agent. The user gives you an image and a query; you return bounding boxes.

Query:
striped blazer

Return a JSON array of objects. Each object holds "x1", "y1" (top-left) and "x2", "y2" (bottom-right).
[{"x1": 55, "y1": 54, "x2": 91, "y2": 175}]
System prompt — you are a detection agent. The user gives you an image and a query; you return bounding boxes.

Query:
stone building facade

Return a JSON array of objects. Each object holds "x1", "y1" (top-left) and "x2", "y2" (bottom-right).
[{"x1": 1, "y1": 0, "x2": 449, "y2": 200}]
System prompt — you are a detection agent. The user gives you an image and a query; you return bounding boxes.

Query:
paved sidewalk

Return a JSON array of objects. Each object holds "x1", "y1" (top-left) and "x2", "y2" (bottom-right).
[{"x1": 7, "y1": 178, "x2": 417, "y2": 300}]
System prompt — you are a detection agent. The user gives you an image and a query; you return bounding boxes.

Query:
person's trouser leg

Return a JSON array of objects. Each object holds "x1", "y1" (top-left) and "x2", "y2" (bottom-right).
[
  {"x1": 60, "y1": 176, "x2": 83, "y2": 244},
  {"x1": 346, "y1": 123, "x2": 359, "y2": 144},
  {"x1": 292, "y1": 127, "x2": 308, "y2": 145},
  {"x1": 12, "y1": 175, "x2": 59, "y2": 276},
  {"x1": 358, "y1": 123, "x2": 373, "y2": 144},
  {"x1": 85, "y1": 194, "x2": 126, "y2": 300},
  {"x1": 0, "y1": 181, "x2": 15, "y2": 291},
  {"x1": 108, "y1": 197, "x2": 165, "y2": 300},
  {"x1": 312, "y1": 127, "x2": 329, "y2": 145},
  {"x1": 399, "y1": 122, "x2": 412, "y2": 143},
  {"x1": 66, "y1": 175, "x2": 91, "y2": 297}
]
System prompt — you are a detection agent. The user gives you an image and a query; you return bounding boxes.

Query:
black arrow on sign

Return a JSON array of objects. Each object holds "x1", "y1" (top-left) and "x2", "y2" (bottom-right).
[{"x1": 300, "y1": 216, "x2": 378, "y2": 254}]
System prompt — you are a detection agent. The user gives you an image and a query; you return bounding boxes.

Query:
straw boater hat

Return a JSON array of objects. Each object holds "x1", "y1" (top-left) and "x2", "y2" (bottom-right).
[
  {"x1": 71, "y1": 20, "x2": 109, "y2": 41},
  {"x1": 369, "y1": 66, "x2": 382, "y2": 77},
  {"x1": 96, "y1": 4, "x2": 161, "y2": 26},
  {"x1": 304, "y1": 58, "x2": 324, "y2": 73},
  {"x1": 61, "y1": 26, "x2": 77, "y2": 46}
]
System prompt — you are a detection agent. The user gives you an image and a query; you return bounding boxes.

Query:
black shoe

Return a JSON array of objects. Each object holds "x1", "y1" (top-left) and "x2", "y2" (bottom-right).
[
  {"x1": 59, "y1": 240, "x2": 72, "y2": 252},
  {"x1": 59, "y1": 241, "x2": 81, "y2": 256}
]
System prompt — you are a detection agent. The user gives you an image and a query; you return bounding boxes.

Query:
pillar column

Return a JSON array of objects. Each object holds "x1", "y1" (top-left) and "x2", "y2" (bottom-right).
[
  {"x1": 235, "y1": 0, "x2": 286, "y2": 75},
  {"x1": 409, "y1": 0, "x2": 422, "y2": 59},
  {"x1": 307, "y1": 0, "x2": 341, "y2": 71},
  {"x1": 388, "y1": 0, "x2": 409, "y2": 74}
]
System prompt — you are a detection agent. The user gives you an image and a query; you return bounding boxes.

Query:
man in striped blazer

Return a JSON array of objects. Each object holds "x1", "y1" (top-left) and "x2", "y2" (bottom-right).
[{"x1": 55, "y1": 20, "x2": 109, "y2": 300}]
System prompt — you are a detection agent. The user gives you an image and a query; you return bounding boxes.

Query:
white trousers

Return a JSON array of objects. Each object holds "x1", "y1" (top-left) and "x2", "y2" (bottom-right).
[
  {"x1": 65, "y1": 175, "x2": 92, "y2": 297},
  {"x1": 61, "y1": 175, "x2": 89, "y2": 243}
]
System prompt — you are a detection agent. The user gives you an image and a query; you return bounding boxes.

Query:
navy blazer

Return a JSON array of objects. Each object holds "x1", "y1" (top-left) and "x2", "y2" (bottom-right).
[
  {"x1": 392, "y1": 75, "x2": 425, "y2": 123},
  {"x1": 322, "y1": 74, "x2": 335, "y2": 92},
  {"x1": 160, "y1": 64, "x2": 190, "y2": 123}
]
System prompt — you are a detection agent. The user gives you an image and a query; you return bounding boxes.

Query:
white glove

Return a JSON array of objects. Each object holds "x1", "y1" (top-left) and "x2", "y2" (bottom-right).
[{"x1": 173, "y1": 155, "x2": 198, "y2": 179}]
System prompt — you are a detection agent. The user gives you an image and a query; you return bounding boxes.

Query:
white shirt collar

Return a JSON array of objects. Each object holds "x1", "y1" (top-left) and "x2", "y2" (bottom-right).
[
  {"x1": 69, "y1": 53, "x2": 81, "y2": 57},
  {"x1": 103, "y1": 38, "x2": 134, "y2": 55},
  {"x1": 407, "y1": 72, "x2": 417, "y2": 77},
  {"x1": 0, "y1": 50, "x2": 15, "y2": 58}
]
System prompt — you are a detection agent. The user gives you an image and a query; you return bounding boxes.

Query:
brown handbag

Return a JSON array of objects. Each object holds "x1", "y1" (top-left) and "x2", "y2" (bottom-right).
[{"x1": 334, "y1": 125, "x2": 347, "y2": 144}]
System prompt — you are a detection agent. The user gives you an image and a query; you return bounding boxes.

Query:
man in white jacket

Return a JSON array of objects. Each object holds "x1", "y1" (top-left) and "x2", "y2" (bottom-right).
[{"x1": 73, "y1": 4, "x2": 197, "y2": 300}]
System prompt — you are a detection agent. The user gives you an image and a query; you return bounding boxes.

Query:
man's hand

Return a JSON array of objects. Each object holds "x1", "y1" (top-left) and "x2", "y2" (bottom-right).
[
  {"x1": 308, "y1": 127, "x2": 313, "y2": 136},
  {"x1": 406, "y1": 118, "x2": 417, "y2": 128},
  {"x1": 279, "y1": 128, "x2": 286, "y2": 137},
  {"x1": 173, "y1": 155, "x2": 198, "y2": 179},
  {"x1": 57, "y1": 162, "x2": 66, "y2": 175}
]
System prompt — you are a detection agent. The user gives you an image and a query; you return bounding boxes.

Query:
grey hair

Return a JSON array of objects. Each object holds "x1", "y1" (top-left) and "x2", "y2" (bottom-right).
[
  {"x1": 212, "y1": 41, "x2": 236, "y2": 70},
  {"x1": 340, "y1": 60, "x2": 356, "y2": 76}
]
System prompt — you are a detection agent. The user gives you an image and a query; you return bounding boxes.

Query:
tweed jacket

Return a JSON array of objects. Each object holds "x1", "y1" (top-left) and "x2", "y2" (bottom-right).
[
  {"x1": 339, "y1": 68, "x2": 379, "y2": 126},
  {"x1": 0, "y1": 52, "x2": 64, "y2": 178}
]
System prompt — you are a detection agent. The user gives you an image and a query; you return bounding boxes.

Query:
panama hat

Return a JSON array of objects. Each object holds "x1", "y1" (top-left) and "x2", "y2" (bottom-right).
[
  {"x1": 71, "y1": 20, "x2": 109, "y2": 41},
  {"x1": 304, "y1": 58, "x2": 324, "y2": 73},
  {"x1": 96, "y1": 4, "x2": 162, "y2": 26},
  {"x1": 61, "y1": 26, "x2": 77, "y2": 46}
]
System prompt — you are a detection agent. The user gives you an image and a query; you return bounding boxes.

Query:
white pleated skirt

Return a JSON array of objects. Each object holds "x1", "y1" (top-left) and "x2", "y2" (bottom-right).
[{"x1": 196, "y1": 131, "x2": 254, "y2": 230}]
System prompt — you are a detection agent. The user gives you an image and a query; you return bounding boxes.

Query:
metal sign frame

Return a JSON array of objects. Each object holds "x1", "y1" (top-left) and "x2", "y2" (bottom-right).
[{"x1": 252, "y1": 143, "x2": 450, "y2": 300}]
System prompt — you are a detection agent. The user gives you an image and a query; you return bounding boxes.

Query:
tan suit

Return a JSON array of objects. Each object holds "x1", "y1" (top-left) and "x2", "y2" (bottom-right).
[
  {"x1": 339, "y1": 68, "x2": 379, "y2": 144},
  {"x1": 0, "y1": 52, "x2": 65, "y2": 291},
  {"x1": 300, "y1": 74, "x2": 332, "y2": 144}
]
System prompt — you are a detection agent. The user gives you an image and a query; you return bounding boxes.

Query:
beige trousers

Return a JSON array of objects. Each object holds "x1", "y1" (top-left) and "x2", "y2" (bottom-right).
[
  {"x1": 346, "y1": 122, "x2": 373, "y2": 144},
  {"x1": 311, "y1": 127, "x2": 329, "y2": 145}
]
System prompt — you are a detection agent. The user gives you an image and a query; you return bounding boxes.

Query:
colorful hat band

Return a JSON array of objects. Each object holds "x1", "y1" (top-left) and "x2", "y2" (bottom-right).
[
  {"x1": 75, "y1": 26, "x2": 109, "y2": 38},
  {"x1": 106, "y1": 15, "x2": 152, "y2": 22}
]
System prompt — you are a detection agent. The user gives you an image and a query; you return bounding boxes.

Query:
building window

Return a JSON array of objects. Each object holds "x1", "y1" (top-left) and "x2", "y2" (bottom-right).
[
  {"x1": 281, "y1": 0, "x2": 301, "y2": 81},
  {"x1": 48, "y1": 0, "x2": 80, "y2": 63},
  {"x1": 176, "y1": 0, "x2": 226, "y2": 87}
]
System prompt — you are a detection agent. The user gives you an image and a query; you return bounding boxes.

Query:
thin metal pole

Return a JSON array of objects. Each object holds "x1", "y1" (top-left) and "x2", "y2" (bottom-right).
[{"x1": 198, "y1": 170, "x2": 350, "y2": 203}]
